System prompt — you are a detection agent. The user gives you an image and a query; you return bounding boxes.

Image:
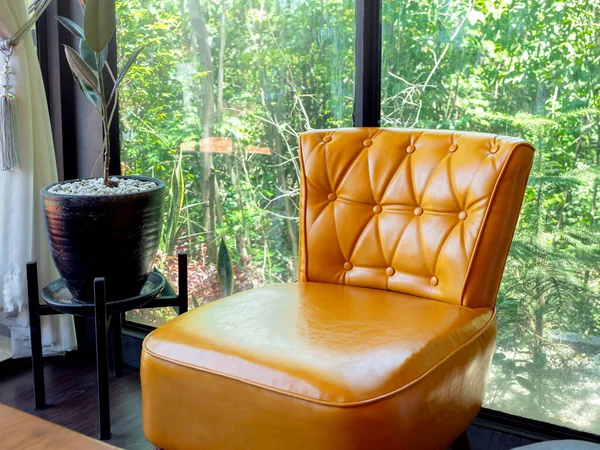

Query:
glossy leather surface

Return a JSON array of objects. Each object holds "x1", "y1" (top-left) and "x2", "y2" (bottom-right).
[
  {"x1": 142, "y1": 307, "x2": 496, "y2": 450},
  {"x1": 141, "y1": 128, "x2": 534, "y2": 450},
  {"x1": 299, "y1": 128, "x2": 534, "y2": 307},
  {"x1": 144, "y1": 282, "x2": 495, "y2": 405}
]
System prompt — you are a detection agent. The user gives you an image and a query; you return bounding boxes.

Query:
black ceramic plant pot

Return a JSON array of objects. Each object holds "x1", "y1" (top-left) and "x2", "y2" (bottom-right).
[{"x1": 41, "y1": 176, "x2": 165, "y2": 303}]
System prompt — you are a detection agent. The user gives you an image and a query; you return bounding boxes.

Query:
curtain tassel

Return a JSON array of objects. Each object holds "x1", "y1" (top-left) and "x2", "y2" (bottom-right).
[{"x1": 0, "y1": 44, "x2": 19, "y2": 172}]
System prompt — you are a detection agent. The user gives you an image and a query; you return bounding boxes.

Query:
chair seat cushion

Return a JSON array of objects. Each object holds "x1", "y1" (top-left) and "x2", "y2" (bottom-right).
[
  {"x1": 142, "y1": 282, "x2": 497, "y2": 449},
  {"x1": 143, "y1": 282, "x2": 494, "y2": 405}
]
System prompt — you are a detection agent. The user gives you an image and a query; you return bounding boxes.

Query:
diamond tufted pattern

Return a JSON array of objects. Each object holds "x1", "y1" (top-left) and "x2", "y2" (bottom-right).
[{"x1": 299, "y1": 128, "x2": 534, "y2": 307}]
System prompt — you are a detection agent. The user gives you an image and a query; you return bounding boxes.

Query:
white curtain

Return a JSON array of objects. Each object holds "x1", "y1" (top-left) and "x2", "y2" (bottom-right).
[{"x1": 0, "y1": 0, "x2": 77, "y2": 358}]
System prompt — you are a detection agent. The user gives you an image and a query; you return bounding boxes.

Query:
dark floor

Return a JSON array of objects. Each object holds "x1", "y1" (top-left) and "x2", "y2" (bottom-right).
[
  {"x1": 1, "y1": 355, "x2": 147, "y2": 449},
  {"x1": 0, "y1": 354, "x2": 535, "y2": 450}
]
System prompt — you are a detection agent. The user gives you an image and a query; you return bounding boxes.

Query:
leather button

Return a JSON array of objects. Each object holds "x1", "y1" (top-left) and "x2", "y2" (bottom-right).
[
  {"x1": 373, "y1": 205, "x2": 382, "y2": 214},
  {"x1": 343, "y1": 262, "x2": 353, "y2": 271},
  {"x1": 414, "y1": 206, "x2": 423, "y2": 216},
  {"x1": 491, "y1": 144, "x2": 499, "y2": 154},
  {"x1": 449, "y1": 144, "x2": 458, "y2": 153},
  {"x1": 323, "y1": 135, "x2": 332, "y2": 143},
  {"x1": 406, "y1": 145, "x2": 416, "y2": 154},
  {"x1": 386, "y1": 267, "x2": 395, "y2": 276},
  {"x1": 430, "y1": 276, "x2": 439, "y2": 286},
  {"x1": 458, "y1": 211, "x2": 467, "y2": 220},
  {"x1": 363, "y1": 139, "x2": 373, "y2": 147},
  {"x1": 328, "y1": 193, "x2": 337, "y2": 202}
]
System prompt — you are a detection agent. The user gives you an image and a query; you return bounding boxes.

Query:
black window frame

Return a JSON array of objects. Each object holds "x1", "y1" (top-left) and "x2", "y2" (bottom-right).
[{"x1": 35, "y1": 0, "x2": 600, "y2": 443}]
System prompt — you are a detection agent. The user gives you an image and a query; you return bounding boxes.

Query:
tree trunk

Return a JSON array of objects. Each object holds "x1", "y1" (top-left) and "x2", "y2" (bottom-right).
[
  {"x1": 227, "y1": 153, "x2": 249, "y2": 262},
  {"x1": 188, "y1": 0, "x2": 217, "y2": 262},
  {"x1": 217, "y1": 0, "x2": 227, "y2": 121},
  {"x1": 263, "y1": 69, "x2": 299, "y2": 271},
  {"x1": 188, "y1": 0, "x2": 215, "y2": 137},
  {"x1": 257, "y1": 13, "x2": 299, "y2": 275}
]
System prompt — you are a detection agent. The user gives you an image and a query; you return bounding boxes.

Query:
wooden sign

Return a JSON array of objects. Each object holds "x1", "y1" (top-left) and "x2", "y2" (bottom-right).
[
  {"x1": 199, "y1": 137, "x2": 233, "y2": 154},
  {"x1": 245, "y1": 146, "x2": 271, "y2": 155},
  {"x1": 180, "y1": 141, "x2": 198, "y2": 152}
]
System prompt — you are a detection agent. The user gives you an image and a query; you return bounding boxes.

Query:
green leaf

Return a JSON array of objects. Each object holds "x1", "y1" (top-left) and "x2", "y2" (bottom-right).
[
  {"x1": 152, "y1": 267, "x2": 177, "y2": 297},
  {"x1": 84, "y1": 0, "x2": 116, "y2": 53},
  {"x1": 79, "y1": 80, "x2": 100, "y2": 107},
  {"x1": 217, "y1": 237, "x2": 234, "y2": 297},
  {"x1": 164, "y1": 150, "x2": 185, "y2": 256},
  {"x1": 80, "y1": 39, "x2": 107, "y2": 72},
  {"x1": 57, "y1": 16, "x2": 107, "y2": 73},
  {"x1": 63, "y1": 45, "x2": 99, "y2": 93},
  {"x1": 57, "y1": 16, "x2": 85, "y2": 39},
  {"x1": 111, "y1": 45, "x2": 146, "y2": 97}
]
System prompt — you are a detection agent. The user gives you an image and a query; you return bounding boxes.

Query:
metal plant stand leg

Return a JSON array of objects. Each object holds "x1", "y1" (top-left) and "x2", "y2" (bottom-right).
[
  {"x1": 26, "y1": 262, "x2": 47, "y2": 410},
  {"x1": 26, "y1": 253, "x2": 188, "y2": 441},
  {"x1": 113, "y1": 313, "x2": 123, "y2": 378},
  {"x1": 94, "y1": 278, "x2": 111, "y2": 440},
  {"x1": 178, "y1": 253, "x2": 188, "y2": 315}
]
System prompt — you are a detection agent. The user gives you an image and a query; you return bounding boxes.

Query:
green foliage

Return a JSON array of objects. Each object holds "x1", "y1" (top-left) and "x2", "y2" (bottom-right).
[
  {"x1": 63, "y1": 45, "x2": 98, "y2": 93},
  {"x1": 163, "y1": 149, "x2": 185, "y2": 256},
  {"x1": 217, "y1": 237, "x2": 234, "y2": 297},
  {"x1": 80, "y1": 40, "x2": 107, "y2": 73},
  {"x1": 111, "y1": 46, "x2": 146, "y2": 99},
  {"x1": 56, "y1": 16, "x2": 85, "y2": 39},
  {"x1": 58, "y1": 0, "x2": 144, "y2": 185},
  {"x1": 483, "y1": 111, "x2": 600, "y2": 428},
  {"x1": 58, "y1": 15, "x2": 110, "y2": 73},
  {"x1": 84, "y1": 0, "x2": 116, "y2": 53},
  {"x1": 117, "y1": 0, "x2": 354, "y2": 285}
]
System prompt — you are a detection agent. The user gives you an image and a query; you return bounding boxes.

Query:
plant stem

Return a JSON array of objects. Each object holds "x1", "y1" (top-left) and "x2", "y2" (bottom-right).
[{"x1": 96, "y1": 52, "x2": 112, "y2": 186}]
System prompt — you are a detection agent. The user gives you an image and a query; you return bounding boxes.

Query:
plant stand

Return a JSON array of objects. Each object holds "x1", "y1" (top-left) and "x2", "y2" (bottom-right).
[{"x1": 26, "y1": 253, "x2": 189, "y2": 440}]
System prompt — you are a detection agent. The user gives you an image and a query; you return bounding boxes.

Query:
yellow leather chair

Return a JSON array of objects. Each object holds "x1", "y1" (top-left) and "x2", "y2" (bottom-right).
[{"x1": 141, "y1": 128, "x2": 534, "y2": 450}]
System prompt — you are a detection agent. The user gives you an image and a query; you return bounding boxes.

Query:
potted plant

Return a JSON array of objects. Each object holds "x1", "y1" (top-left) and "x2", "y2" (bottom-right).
[{"x1": 41, "y1": 0, "x2": 165, "y2": 302}]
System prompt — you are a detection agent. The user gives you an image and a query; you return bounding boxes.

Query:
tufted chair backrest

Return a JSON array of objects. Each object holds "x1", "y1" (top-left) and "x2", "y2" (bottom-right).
[{"x1": 298, "y1": 128, "x2": 534, "y2": 308}]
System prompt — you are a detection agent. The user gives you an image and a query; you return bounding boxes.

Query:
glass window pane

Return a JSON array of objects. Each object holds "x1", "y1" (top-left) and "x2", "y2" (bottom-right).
[
  {"x1": 382, "y1": 0, "x2": 600, "y2": 434},
  {"x1": 117, "y1": 0, "x2": 354, "y2": 328}
]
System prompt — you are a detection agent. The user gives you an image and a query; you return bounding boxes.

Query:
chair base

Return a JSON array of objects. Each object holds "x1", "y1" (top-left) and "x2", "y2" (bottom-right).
[{"x1": 450, "y1": 431, "x2": 471, "y2": 450}]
